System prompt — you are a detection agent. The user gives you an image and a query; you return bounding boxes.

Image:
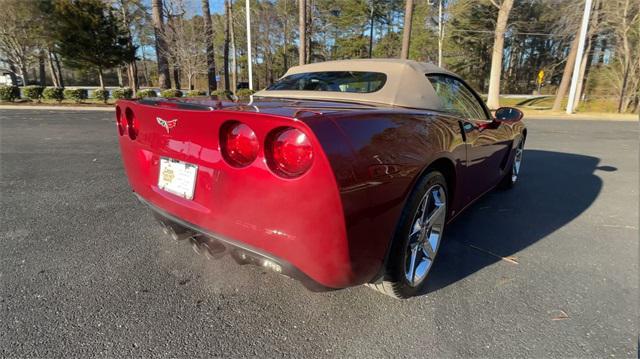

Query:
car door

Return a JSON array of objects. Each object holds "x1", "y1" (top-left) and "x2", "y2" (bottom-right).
[{"x1": 427, "y1": 74, "x2": 511, "y2": 202}]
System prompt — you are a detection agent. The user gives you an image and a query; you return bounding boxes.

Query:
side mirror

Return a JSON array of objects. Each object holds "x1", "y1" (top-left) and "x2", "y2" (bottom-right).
[{"x1": 494, "y1": 107, "x2": 524, "y2": 122}]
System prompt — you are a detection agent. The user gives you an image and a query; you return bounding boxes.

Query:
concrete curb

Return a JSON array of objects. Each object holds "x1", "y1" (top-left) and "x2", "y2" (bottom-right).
[{"x1": 0, "y1": 105, "x2": 114, "y2": 111}]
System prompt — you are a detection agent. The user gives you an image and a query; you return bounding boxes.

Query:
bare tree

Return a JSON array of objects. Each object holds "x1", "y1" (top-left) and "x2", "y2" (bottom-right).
[
  {"x1": 400, "y1": 0, "x2": 414, "y2": 59},
  {"x1": 486, "y1": 0, "x2": 514, "y2": 110},
  {"x1": 151, "y1": 0, "x2": 171, "y2": 89},
  {"x1": 163, "y1": 1, "x2": 207, "y2": 91},
  {"x1": 0, "y1": 0, "x2": 35, "y2": 84},
  {"x1": 201, "y1": 0, "x2": 217, "y2": 92},
  {"x1": 298, "y1": 0, "x2": 306, "y2": 65},
  {"x1": 602, "y1": 0, "x2": 639, "y2": 112}
]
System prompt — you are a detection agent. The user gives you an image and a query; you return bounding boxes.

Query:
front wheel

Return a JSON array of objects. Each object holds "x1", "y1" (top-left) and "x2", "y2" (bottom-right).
[
  {"x1": 367, "y1": 170, "x2": 448, "y2": 299},
  {"x1": 499, "y1": 138, "x2": 525, "y2": 189}
]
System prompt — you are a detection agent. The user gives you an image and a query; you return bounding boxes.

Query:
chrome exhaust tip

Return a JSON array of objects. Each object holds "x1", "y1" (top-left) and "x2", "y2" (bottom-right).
[{"x1": 190, "y1": 236, "x2": 226, "y2": 259}]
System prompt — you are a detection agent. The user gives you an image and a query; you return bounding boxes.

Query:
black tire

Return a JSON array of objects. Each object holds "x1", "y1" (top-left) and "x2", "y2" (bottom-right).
[
  {"x1": 499, "y1": 137, "x2": 525, "y2": 189},
  {"x1": 367, "y1": 170, "x2": 448, "y2": 299}
]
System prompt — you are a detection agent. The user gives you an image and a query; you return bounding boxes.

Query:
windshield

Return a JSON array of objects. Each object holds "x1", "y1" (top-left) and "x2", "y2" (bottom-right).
[{"x1": 267, "y1": 71, "x2": 386, "y2": 93}]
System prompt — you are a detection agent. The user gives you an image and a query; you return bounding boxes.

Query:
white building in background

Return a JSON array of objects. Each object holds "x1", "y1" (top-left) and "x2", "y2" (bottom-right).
[{"x1": 0, "y1": 69, "x2": 22, "y2": 86}]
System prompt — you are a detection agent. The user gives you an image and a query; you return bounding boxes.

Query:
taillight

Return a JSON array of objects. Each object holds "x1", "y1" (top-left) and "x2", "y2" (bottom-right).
[
  {"x1": 266, "y1": 127, "x2": 314, "y2": 178},
  {"x1": 125, "y1": 108, "x2": 138, "y2": 140},
  {"x1": 220, "y1": 121, "x2": 259, "y2": 167},
  {"x1": 115, "y1": 106, "x2": 125, "y2": 136}
]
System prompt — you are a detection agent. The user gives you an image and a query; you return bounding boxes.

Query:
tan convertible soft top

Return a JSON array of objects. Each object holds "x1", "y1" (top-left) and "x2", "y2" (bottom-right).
[{"x1": 253, "y1": 59, "x2": 456, "y2": 110}]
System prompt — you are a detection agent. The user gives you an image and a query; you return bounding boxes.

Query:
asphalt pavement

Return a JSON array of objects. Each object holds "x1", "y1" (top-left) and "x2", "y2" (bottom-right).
[{"x1": 1, "y1": 109, "x2": 637, "y2": 357}]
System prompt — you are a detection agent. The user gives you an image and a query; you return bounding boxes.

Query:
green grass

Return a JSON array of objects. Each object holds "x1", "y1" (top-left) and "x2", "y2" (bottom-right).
[{"x1": 495, "y1": 96, "x2": 630, "y2": 114}]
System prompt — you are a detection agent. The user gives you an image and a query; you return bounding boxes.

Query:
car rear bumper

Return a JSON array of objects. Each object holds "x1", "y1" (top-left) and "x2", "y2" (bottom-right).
[{"x1": 136, "y1": 194, "x2": 333, "y2": 291}]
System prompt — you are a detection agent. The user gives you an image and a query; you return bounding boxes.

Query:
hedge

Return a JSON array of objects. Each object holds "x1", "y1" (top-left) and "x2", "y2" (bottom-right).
[
  {"x1": 186, "y1": 90, "x2": 207, "y2": 97},
  {"x1": 93, "y1": 89, "x2": 109, "y2": 103},
  {"x1": 0, "y1": 86, "x2": 20, "y2": 102},
  {"x1": 236, "y1": 89, "x2": 255, "y2": 98},
  {"x1": 43, "y1": 87, "x2": 65, "y2": 102},
  {"x1": 23, "y1": 86, "x2": 45, "y2": 102},
  {"x1": 211, "y1": 89, "x2": 232, "y2": 98},
  {"x1": 160, "y1": 89, "x2": 183, "y2": 98},
  {"x1": 112, "y1": 87, "x2": 133, "y2": 99},
  {"x1": 136, "y1": 89, "x2": 157, "y2": 98},
  {"x1": 64, "y1": 88, "x2": 88, "y2": 103}
]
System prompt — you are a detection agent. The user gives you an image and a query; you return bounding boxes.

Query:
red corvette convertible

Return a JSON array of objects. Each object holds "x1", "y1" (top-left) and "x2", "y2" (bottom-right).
[{"x1": 116, "y1": 59, "x2": 526, "y2": 298}]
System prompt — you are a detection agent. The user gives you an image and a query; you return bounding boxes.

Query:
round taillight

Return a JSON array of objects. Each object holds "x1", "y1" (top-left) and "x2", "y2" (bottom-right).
[
  {"x1": 115, "y1": 106, "x2": 125, "y2": 136},
  {"x1": 220, "y1": 121, "x2": 259, "y2": 167},
  {"x1": 266, "y1": 127, "x2": 314, "y2": 178},
  {"x1": 125, "y1": 108, "x2": 138, "y2": 140}
]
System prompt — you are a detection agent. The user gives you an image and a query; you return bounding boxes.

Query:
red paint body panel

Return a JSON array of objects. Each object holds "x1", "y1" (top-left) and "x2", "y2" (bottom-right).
[{"x1": 116, "y1": 97, "x2": 526, "y2": 289}]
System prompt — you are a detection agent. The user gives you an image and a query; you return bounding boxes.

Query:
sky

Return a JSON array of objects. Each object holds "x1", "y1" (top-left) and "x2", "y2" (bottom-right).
[{"x1": 141, "y1": 0, "x2": 226, "y2": 15}]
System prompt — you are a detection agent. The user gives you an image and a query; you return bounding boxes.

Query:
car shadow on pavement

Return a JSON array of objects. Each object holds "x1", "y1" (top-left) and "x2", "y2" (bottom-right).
[{"x1": 423, "y1": 149, "x2": 613, "y2": 294}]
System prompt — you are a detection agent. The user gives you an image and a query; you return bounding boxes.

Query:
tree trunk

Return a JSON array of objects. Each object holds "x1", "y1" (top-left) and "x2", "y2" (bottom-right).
[
  {"x1": 283, "y1": 0, "x2": 289, "y2": 71},
  {"x1": 617, "y1": 63, "x2": 630, "y2": 113},
  {"x1": 98, "y1": 68, "x2": 105, "y2": 89},
  {"x1": 38, "y1": 49, "x2": 46, "y2": 86},
  {"x1": 19, "y1": 65, "x2": 28, "y2": 85},
  {"x1": 224, "y1": 0, "x2": 231, "y2": 92},
  {"x1": 552, "y1": 35, "x2": 580, "y2": 111},
  {"x1": 128, "y1": 62, "x2": 138, "y2": 91},
  {"x1": 572, "y1": 38, "x2": 592, "y2": 111},
  {"x1": 201, "y1": 0, "x2": 217, "y2": 93},
  {"x1": 173, "y1": 65, "x2": 181, "y2": 90},
  {"x1": 486, "y1": 0, "x2": 514, "y2": 110},
  {"x1": 53, "y1": 52, "x2": 64, "y2": 87},
  {"x1": 152, "y1": 0, "x2": 171, "y2": 89},
  {"x1": 400, "y1": 0, "x2": 414, "y2": 60},
  {"x1": 141, "y1": 49, "x2": 150, "y2": 87},
  {"x1": 117, "y1": 67, "x2": 124, "y2": 87},
  {"x1": 229, "y1": 0, "x2": 237, "y2": 93},
  {"x1": 47, "y1": 50, "x2": 59, "y2": 87},
  {"x1": 298, "y1": 0, "x2": 306, "y2": 65}
]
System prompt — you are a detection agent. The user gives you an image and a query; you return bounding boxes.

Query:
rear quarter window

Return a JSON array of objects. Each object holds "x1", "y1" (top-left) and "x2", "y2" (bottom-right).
[{"x1": 267, "y1": 71, "x2": 386, "y2": 93}]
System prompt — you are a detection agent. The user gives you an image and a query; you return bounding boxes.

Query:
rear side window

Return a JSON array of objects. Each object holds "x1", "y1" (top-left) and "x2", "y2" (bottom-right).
[
  {"x1": 427, "y1": 75, "x2": 488, "y2": 120},
  {"x1": 267, "y1": 71, "x2": 386, "y2": 93}
]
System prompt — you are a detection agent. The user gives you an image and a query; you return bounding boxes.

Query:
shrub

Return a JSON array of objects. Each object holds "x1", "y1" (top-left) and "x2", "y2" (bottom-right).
[
  {"x1": 236, "y1": 89, "x2": 255, "y2": 98},
  {"x1": 43, "y1": 87, "x2": 65, "y2": 102},
  {"x1": 64, "y1": 88, "x2": 88, "y2": 103},
  {"x1": 136, "y1": 89, "x2": 157, "y2": 98},
  {"x1": 186, "y1": 90, "x2": 207, "y2": 97},
  {"x1": 160, "y1": 89, "x2": 183, "y2": 98},
  {"x1": 23, "y1": 86, "x2": 45, "y2": 102},
  {"x1": 93, "y1": 88, "x2": 109, "y2": 103},
  {"x1": 112, "y1": 87, "x2": 133, "y2": 99},
  {"x1": 0, "y1": 86, "x2": 20, "y2": 102},
  {"x1": 211, "y1": 89, "x2": 232, "y2": 98}
]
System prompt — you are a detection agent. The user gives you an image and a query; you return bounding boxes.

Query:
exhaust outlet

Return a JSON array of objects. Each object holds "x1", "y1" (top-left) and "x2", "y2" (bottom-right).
[{"x1": 190, "y1": 236, "x2": 226, "y2": 259}]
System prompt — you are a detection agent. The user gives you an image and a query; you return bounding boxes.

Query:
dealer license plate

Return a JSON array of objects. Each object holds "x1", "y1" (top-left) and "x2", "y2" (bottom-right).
[{"x1": 158, "y1": 158, "x2": 197, "y2": 200}]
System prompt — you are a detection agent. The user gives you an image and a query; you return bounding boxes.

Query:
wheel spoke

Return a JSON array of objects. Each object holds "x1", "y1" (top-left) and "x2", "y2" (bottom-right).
[
  {"x1": 422, "y1": 236, "x2": 436, "y2": 259},
  {"x1": 407, "y1": 246, "x2": 418, "y2": 285},
  {"x1": 423, "y1": 202, "x2": 445, "y2": 228}
]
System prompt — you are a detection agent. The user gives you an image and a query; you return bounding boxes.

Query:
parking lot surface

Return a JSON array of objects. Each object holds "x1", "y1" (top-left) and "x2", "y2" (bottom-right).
[{"x1": 1, "y1": 109, "x2": 637, "y2": 357}]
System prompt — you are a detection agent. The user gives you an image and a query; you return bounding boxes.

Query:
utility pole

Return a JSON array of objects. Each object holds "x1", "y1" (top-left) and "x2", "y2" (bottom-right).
[
  {"x1": 245, "y1": 0, "x2": 253, "y2": 90},
  {"x1": 566, "y1": 0, "x2": 592, "y2": 114}
]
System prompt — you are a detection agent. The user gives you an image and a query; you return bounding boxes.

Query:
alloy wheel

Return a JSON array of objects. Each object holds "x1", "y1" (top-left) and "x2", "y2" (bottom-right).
[
  {"x1": 404, "y1": 184, "x2": 446, "y2": 287},
  {"x1": 512, "y1": 141, "x2": 524, "y2": 183}
]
